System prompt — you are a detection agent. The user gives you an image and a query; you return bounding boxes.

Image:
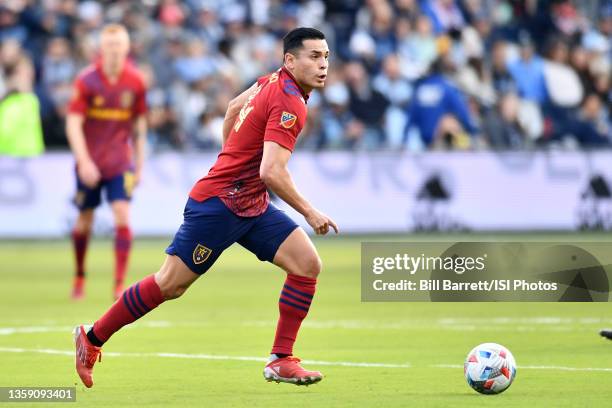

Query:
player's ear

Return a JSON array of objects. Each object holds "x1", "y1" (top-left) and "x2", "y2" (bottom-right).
[{"x1": 284, "y1": 52, "x2": 295, "y2": 70}]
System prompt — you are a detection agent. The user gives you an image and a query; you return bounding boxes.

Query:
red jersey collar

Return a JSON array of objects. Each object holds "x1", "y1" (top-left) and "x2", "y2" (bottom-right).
[
  {"x1": 95, "y1": 59, "x2": 127, "y2": 86},
  {"x1": 281, "y1": 66, "x2": 310, "y2": 101}
]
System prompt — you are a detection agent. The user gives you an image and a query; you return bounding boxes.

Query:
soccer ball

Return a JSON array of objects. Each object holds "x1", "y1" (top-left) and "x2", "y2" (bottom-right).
[{"x1": 464, "y1": 342, "x2": 516, "y2": 394}]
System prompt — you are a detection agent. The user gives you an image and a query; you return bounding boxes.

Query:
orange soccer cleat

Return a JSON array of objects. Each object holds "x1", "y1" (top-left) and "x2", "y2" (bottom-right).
[
  {"x1": 73, "y1": 325, "x2": 102, "y2": 388},
  {"x1": 264, "y1": 356, "x2": 323, "y2": 386}
]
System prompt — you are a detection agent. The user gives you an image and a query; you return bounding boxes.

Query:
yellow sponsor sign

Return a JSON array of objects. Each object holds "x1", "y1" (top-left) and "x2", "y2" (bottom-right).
[{"x1": 87, "y1": 108, "x2": 132, "y2": 121}]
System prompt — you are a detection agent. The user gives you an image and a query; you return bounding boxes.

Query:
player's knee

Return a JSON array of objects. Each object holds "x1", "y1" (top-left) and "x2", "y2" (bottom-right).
[
  {"x1": 113, "y1": 211, "x2": 130, "y2": 227},
  {"x1": 73, "y1": 223, "x2": 92, "y2": 235},
  {"x1": 161, "y1": 284, "x2": 188, "y2": 300},
  {"x1": 74, "y1": 211, "x2": 94, "y2": 234},
  {"x1": 155, "y1": 257, "x2": 196, "y2": 300},
  {"x1": 114, "y1": 220, "x2": 130, "y2": 229},
  {"x1": 298, "y1": 253, "x2": 322, "y2": 279},
  {"x1": 156, "y1": 277, "x2": 189, "y2": 300}
]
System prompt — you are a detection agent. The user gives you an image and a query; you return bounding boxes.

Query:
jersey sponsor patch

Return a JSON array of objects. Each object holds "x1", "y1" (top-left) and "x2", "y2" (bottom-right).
[
  {"x1": 193, "y1": 243, "x2": 212, "y2": 264},
  {"x1": 280, "y1": 111, "x2": 297, "y2": 129}
]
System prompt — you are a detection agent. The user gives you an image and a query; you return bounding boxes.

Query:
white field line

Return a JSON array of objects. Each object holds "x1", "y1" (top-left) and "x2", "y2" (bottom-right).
[
  {"x1": 244, "y1": 317, "x2": 612, "y2": 331},
  {"x1": 1, "y1": 347, "x2": 612, "y2": 372},
  {"x1": 0, "y1": 347, "x2": 410, "y2": 368},
  {"x1": 0, "y1": 326, "x2": 75, "y2": 335},
  {"x1": 0, "y1": 322, "x2": 169, "y2": 336},
  {"x1": 433, "y1": 364, "x2": 612, "y2": 372}
]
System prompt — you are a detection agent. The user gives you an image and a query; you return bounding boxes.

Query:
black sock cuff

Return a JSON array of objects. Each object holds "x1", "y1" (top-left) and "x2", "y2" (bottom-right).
[{"x1": 87, "y1": 327, "x2": 104, "y2": 347}]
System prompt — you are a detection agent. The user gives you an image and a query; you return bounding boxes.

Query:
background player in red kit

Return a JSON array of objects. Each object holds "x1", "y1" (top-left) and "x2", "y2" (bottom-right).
[
  {"x1": 74, "y1": 27, "x2": 336, "y2": 387},
  {"x1": 66, "y1": 24, "x2": 147, "y2": 300}
]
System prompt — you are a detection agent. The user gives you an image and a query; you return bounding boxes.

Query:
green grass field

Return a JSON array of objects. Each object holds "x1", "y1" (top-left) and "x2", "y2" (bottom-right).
[{"x1": 1, "y1": 234, "x2": 612, "y2": 407}]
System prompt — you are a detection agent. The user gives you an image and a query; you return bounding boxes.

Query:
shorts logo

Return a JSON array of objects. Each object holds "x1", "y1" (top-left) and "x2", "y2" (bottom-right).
[
  {"x1": 280, "y1": 111, "x2": 297, "y2": 129},
  {"x1": 193, "y1": 244, "x2": 212, "y2": 265}
]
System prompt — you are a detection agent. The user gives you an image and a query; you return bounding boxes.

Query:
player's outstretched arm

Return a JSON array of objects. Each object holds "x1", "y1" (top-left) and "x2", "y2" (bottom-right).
[
  {"x1": 260, "y1": 141, "x2": 338, "y2": 235},
  {"x1": 222, "y1": 82, "x2": 258, "y2": 145},
  {"x1": 66, "y1": 112, "x2": 100, "y2": 187}
]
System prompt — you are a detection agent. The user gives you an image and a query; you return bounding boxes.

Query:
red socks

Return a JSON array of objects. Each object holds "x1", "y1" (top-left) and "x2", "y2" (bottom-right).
[
  {"x1": 88, "y1": 272, "x2": 316, "y2": 351},
  {"x1": 71, "y1": 230, "x2": 90, "y2": 278},
  {"x1": 114, "y1": 226, "x2": 132, "y2": 287},
  {"x1": 90, "y1": 274, "x2": 164, "y2": 344},
  {"x1": 72, "y1": 226, "x2": 131, "y2": 284},
  {"x1": 271, "y1": 274, "x2": 317, "y2": 355}
]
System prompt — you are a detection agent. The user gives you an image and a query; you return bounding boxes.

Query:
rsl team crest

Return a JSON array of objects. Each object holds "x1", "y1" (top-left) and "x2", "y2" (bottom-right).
[
  {"x1": 280, "y1": 111, "x2": 297, "y2": 129},
  {"x1": 93, "y1": 95, "x2": 105, "y2": 106},
  {"x1": 193, "y1": 244, "x2": 212, "y2": 264}
]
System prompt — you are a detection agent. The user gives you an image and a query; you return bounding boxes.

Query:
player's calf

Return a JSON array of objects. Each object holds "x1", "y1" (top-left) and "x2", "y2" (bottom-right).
[
  {"x1": 79, "y1": 256, "x2": 197, "y2": 347},
  {"x1": 70, "y1": 217, "x2": 92, "y2": 299},
  {"x1": 113, "y1": 224, "x2": 132, "y2": 298},
  {"x1": 74, "y1": 256, "x2": 198, "y2": 386},
  {"x1": 84, "y1": 273, "x2": 164, "y2": 351}
]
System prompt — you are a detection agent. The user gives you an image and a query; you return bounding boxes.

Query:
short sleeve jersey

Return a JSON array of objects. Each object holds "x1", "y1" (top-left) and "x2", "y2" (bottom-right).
[
  {"x1": 189, "y1": 67, "x2": 309, "y2": 217},
  {"x1": 68, "y1": 62, "x2": 147, "y2": 179}
]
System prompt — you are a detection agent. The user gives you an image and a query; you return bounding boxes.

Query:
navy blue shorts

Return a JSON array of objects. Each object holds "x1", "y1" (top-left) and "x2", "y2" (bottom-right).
[
  {"x1": 74, "y1": 170, "x2": 135, "y2": 210},
  {"x1": 165, "y1": 197, "x2": 299, "y2": 275}
]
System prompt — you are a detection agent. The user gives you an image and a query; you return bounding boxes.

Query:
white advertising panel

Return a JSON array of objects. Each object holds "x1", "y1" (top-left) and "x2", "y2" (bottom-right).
[{"x1": 0, "y1": 151, "x2": 610, "y2": 237}]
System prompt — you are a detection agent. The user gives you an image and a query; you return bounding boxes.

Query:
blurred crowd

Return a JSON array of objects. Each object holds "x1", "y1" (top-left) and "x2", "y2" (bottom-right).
[{"x1": 0, "y1": 0, "x2": 610, "y2": 151}]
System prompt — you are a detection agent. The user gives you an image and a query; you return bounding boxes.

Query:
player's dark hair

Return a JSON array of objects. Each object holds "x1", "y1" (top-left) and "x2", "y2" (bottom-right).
[{"x1": 283, "y1": 27, "x2": 325, "y2": 55}]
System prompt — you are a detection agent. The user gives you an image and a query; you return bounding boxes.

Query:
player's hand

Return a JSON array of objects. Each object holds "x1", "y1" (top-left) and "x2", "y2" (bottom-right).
[
  {"x1": 78, "y1": 159, "x2": 101, "y2": 188},
  {"x1": 305, "y1": 208, "x2": 339, "y2": 235},
  {"x1": 133, "y1": 169, "x2": 142, "y2": 187}
]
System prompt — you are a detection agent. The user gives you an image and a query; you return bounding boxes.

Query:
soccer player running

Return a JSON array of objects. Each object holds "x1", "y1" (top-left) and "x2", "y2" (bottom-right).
[
  {"x1": 74, "y1": 27, "x2": 336, "y2": 387},
  {"x1": 66, "y1": 24, "x2": 147, "y2": 300}
]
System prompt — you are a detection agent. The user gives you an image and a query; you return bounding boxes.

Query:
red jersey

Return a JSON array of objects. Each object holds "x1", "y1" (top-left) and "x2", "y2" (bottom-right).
[
  {"x1": 190, "y1": 67, "x2": 309, "y2": 217},
  {"x1": 68, "y1": 62, "x2": 147, "y2": 179}
]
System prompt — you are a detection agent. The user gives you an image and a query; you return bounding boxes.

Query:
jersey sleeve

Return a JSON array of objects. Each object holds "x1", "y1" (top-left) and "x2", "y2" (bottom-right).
[
  {"x1": 67, "y1": 76, "x2": 89, "y2": 115},
  {"x1": 263, "y1": 94, "x2": 306, "y2": 152},
  {"x1": 133, "y1": 76, "x2": 147, "y2": 116},
  {"x1": 256, "y1": 73, "x2": 271, "y2": 86}
]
